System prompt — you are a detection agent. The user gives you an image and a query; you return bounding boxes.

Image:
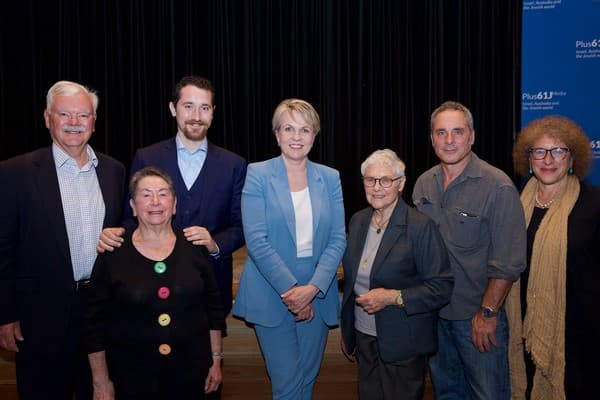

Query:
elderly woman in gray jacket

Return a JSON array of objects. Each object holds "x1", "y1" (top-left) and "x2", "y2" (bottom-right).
[{"x1": 341, "y1": 149, "x2": 453, "y2": 400}]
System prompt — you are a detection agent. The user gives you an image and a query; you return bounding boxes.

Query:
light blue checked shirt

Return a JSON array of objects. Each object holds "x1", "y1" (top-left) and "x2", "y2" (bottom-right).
[
  {"x1": 176, "y1": 135, "x2": 207, "y2": 190},
  {"x1": 53, "y1": 144, "x2": 105, "y2": 281}
]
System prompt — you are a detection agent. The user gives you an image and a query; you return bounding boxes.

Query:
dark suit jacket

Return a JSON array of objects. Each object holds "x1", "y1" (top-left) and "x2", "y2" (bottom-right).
[
  {"x1": 341, "y1": 198, "x2": 453, "y2": 362},
  {"x1": 122, "y1": 138, "x2": 247, "y2": 315},
  {"x1": 0, "y1": 146, "x2": 125, "y2": 352}
]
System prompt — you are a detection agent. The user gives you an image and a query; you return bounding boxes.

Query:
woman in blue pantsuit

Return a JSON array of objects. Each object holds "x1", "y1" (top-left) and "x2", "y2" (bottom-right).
[{"x1": 233, "y1": 99, "x2": 346, "y2": 400}]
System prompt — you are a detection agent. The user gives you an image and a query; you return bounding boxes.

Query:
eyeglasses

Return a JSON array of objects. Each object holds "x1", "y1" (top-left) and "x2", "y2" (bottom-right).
[
  {"x1": 362, "y1": 176, "x2": 402, "y2": 188},
  {"x1": 52, "y1": 110, "x2": 93, "y2": 122},
  {"x1": 528, "y1": 147, "x2": 570, "y2": 160}
]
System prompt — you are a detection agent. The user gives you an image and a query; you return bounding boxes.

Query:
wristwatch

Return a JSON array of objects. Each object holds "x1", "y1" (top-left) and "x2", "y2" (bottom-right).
[
  {"x1": 480, "y1": 306, "x2": 498, "y2": 318},
  {"x1": 395, "y1": 290, "x2": 405, "y2": 308}
]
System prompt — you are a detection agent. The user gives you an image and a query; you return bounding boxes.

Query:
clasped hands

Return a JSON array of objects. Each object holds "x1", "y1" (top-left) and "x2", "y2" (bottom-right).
[
  {"x1": 281, "y1": 284, "x2": 319, "y2": 322},
  {"x1": 355, "y1": 288, "x2": 396, "y2": 314}
]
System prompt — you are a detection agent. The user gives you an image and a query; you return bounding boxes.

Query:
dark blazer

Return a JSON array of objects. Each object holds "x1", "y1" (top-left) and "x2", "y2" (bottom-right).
[
  {"x1": 341, "y1": 198, "x2": 453, "y2": 363},
  {"x1": 0, "y1": 146, "x2": 125, "y2": 352},
  {"x1": 122, "y1": 138, "x2": 247, "y2": 315}
]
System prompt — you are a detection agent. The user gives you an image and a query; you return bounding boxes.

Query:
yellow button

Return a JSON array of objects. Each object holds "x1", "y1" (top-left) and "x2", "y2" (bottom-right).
[
  {"x1": 158, "y1": 313, "x2": 171, "y2": 326},
  {"x1": 158, "y1": 343, "x2": 171, "y2": 355}
]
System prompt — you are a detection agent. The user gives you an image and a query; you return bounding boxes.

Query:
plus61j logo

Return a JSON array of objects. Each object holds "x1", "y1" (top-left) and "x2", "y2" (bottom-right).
[
  {"x1": 575, "y1": 39, "x2": 599, "y2": 48},
  {"x1": 522, "y1": 91, "x2": 559, "y2": 101}
]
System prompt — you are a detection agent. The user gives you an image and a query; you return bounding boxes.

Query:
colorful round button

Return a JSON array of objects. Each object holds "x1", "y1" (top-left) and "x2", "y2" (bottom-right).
[
  {"x1": 154, "y1": 262, "x2": 167, "y2": 274},
  {"x1": 158, "y1": 313, "x2": 171, "y2": 326},
  {"x1": 158, "y1": 343, "x2": 171, "y2": 355},
  {"x1": 157, "y1": 286, "x2": 170, "y2": 299}
]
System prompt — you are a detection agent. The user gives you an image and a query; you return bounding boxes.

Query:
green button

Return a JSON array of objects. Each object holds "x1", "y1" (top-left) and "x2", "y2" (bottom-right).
[{"x1": 154, "y1": 262, "x2": 167, "y2": 274}]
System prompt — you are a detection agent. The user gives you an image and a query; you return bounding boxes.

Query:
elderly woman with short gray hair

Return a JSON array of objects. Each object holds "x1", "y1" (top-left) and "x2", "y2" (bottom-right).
[{"x1": 341, "y1": 149, "x2": 453, "y2": 400}]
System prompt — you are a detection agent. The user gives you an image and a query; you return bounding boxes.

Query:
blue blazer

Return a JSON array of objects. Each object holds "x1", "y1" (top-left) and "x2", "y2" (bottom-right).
[
  {"x1": 0, "y1": 147, "x2": 125, "y2": 352},
  {"x1": 233, "y1": 156, "x2": 346, "y2": 327},
  {"x1": 123, "y1": 137, "x2": 247, "y2": 315},
  {"x1": 341, "y1": 199, "x2": 453, "y2": 362}
]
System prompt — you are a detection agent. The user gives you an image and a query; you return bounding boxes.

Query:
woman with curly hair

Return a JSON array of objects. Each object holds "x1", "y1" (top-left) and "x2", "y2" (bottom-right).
[{"x1": 507, "y1": 115, "x2": 600, "y2": 399}]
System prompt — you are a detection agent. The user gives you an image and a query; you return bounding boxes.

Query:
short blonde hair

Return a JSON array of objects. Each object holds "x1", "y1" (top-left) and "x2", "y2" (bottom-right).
[{"x1": 272, "y1": 98, "x2": 321, "y2": 134}]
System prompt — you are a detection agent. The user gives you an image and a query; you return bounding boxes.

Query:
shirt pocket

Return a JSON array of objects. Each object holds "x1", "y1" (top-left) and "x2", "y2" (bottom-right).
[{"x1": 446, "y1": 208, "x2": 482, "y2": 250}]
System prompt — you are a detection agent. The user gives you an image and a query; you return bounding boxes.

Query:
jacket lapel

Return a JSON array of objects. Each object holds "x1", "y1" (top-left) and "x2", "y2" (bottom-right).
[
  {"x1": 306, "y1": 161, "x2": 324, "y2": 238},
  {"x1": 271, "y1": 157, "x2": 296, "y2": 242},
  {"x1": 370, "y1": 200, "x2": 408, "y2": 276},
  {"x1": 33, "y1": 148, "x2": 71, "y2": 263}
]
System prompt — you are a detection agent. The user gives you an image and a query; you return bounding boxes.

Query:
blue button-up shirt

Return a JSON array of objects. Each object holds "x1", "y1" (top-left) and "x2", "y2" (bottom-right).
[{"x1": 176, "y1": 135, "x2": 207, "y2": 190}]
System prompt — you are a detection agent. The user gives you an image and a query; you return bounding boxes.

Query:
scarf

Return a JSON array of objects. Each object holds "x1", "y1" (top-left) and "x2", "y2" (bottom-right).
[{"x1": 506, "y1": 175, "x2": 579, "y2": 400}]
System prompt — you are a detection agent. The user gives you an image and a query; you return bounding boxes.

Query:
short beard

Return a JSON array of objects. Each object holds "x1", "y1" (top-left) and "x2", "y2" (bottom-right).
[{"x1": 182, "y1": 120, "x2": 209, "y2": 141}]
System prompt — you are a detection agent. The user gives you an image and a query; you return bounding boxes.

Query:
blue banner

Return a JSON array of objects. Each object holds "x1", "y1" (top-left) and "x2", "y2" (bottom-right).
[{"x1": 522, "y1": 0, "x2": 600, "y2": 184}]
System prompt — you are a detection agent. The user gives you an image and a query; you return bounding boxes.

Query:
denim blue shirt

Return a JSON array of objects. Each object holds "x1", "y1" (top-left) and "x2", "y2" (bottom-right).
[{"x1": 412, "y1": 153, "x2": 526, "y2": 320}]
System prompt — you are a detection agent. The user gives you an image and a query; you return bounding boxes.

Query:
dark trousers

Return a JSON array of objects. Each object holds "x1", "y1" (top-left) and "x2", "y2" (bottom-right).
[
  {"x1": 16, "y1": 290, "x2": 92, "y2": 400},
  {"x1": 355, "y1": 330, "x2": 427, "y2": 400}
]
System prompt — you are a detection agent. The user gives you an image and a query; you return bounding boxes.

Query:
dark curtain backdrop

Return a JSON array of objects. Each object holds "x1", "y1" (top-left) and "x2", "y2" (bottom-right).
[{"x1": 0, "y1": 0, "x2": 521, "y2": 218}]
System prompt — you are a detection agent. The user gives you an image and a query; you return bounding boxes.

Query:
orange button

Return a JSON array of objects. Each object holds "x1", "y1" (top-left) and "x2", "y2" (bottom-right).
[{"x1": 158, "y1": 343, "x2": 171, "y2": 355}]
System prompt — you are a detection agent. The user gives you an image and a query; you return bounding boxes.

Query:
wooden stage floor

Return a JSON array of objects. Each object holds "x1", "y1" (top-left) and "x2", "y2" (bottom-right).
[{"x1": 0, "y1": 315, "x2": 434, "y2": 399}]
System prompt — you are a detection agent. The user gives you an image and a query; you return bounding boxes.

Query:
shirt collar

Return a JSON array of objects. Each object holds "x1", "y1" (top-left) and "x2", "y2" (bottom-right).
[
  {"x1": 52, "y1": 143, "x2": 98, "y2": 169},
  {"x1": 176, "y1": 135, "x2": 207, "y2": 155}
]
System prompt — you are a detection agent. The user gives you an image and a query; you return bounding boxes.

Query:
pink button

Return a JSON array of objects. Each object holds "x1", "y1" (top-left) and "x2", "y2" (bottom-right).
[{"x1": 157, "y1": 286, "x2": 170, "y2": 299}]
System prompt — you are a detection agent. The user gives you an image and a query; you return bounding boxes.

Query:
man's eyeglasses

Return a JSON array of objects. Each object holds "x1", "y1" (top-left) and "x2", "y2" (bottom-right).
[
  {"x1": 52, "y1": 110, "x2": 93, "y2": 122},
  {"x1": 528, "y1": 147, "x2": 570, "y2": 160},
  {"x1": 362, "y1": 176, "x2": 402, "y2": 188}
]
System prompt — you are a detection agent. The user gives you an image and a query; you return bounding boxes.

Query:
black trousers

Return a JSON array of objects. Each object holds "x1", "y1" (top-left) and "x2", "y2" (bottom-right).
[
  {"x1": 16, "y1": 290, "x2": 92, "y2": 400},
  {"x1": 355, "y1": 330, "x2": 427, "y2": 400}
]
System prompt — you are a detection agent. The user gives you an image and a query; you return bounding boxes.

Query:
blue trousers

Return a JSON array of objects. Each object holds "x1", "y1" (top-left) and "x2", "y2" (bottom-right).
[
  {"x1": 254, "y1": 257, "x2": 330, "y2": 399},
  {"x1": 255, "y1": 312, "x2": 328, "y2": 400},
  {"x1": 428, "y1": 311, "x2": 510, "y2": 400}
]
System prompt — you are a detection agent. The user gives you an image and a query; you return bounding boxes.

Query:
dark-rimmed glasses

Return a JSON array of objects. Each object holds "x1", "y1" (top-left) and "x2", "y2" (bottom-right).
[
  {"x1": 528, "y1": 147, "x2": 570, "y2": 160},
  {"x1": 362, "y1": 176, "x2": 402, "y2": 188}
]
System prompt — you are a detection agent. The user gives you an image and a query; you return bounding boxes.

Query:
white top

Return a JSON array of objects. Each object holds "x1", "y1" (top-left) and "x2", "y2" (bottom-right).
[{"x1": 291, "y1": 187, "x2": 313, "y2": 257}]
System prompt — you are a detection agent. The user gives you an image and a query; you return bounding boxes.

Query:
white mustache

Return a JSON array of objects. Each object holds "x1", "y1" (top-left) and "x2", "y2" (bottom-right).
[{"x1": 62, "y1": 125, "x2": 86, "y2": 132}]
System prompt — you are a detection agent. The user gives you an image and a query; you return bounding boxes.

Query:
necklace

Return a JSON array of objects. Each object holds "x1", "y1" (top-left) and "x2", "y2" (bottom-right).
[
  {"x1": 373, "y1": 212, "x2": 391, "y2": 234},
  {"x1": 361, "y1": 228, "x2": 383, "y2": 269},
  {"x1": 535, "y1": 190, "x2": 556, "y2": 209}
]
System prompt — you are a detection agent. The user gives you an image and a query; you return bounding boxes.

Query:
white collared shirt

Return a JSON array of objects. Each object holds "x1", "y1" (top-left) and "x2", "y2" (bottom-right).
[{"x1": 53, "y1": 144, "x2": 105, "y2": 280}]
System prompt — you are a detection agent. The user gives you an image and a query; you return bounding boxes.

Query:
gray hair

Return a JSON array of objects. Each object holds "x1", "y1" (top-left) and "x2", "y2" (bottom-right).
[
  {"x1": 46, "y1": 80, "x2": 99, "y2": 114},
  {"x1": 430, "y1": 101, "x2": 474, "y2": 132},
  {"x1": 361, "y1": 149, "x2": 406, "y2": 177},
  {"x1": 129, "y1": 167, "x2": 176, "y2": 199}
]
